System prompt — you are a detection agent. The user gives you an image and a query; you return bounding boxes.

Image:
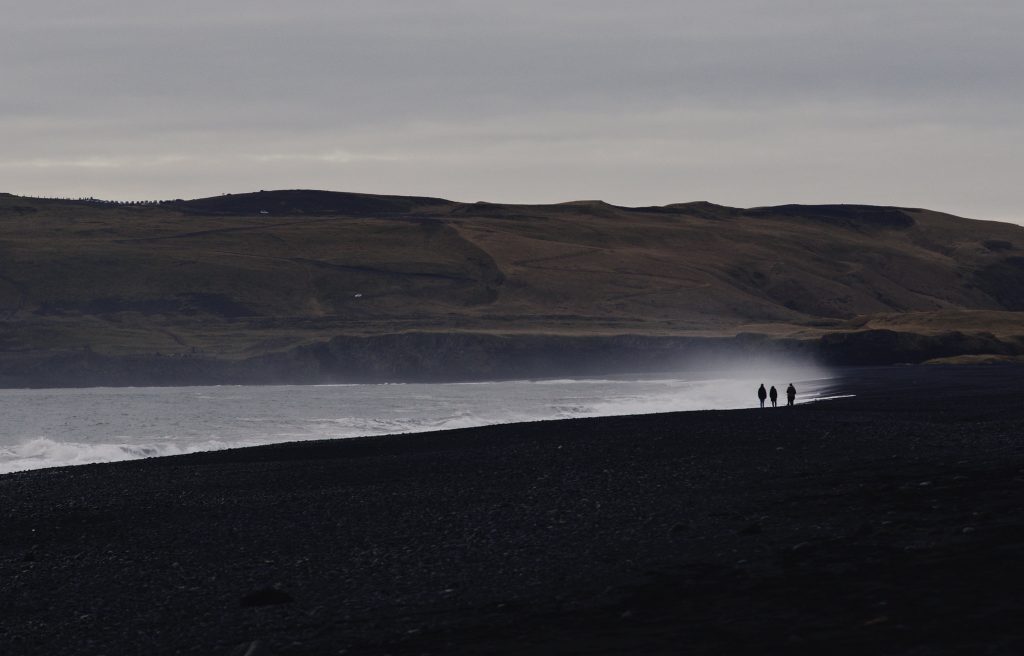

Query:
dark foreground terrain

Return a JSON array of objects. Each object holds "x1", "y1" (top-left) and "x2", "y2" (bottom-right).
[{"x1": 2, "y1": 365, "x2": 1024, "y2": 655}]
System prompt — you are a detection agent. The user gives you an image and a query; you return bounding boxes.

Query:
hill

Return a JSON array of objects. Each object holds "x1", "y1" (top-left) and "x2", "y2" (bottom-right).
[{"x1": 1, "y1": 190, "x2": 1022, "y2": 385}]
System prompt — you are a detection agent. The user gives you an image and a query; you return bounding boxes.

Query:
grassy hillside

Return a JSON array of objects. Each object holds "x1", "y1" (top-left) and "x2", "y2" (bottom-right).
[{"x1": 0, "y1": 190, "x2": 1022, "y2": 383}]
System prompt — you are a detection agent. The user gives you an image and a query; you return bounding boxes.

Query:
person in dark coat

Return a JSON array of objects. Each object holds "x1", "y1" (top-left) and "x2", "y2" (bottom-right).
[
  {"x1": 757, "y1": 383, "x2": 767, "y2": 408},
  {"x1": 786, "y1": 383, "x2": 796, "y2": 407},
  {"x1": 769, "y1": 385, "x2": 778, "y2": 408}
]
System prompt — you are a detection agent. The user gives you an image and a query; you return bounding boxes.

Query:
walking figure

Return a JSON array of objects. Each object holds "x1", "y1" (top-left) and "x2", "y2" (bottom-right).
[
  {"x1": 769, "y1": 385, "x2": 778, "y2": 408},
  {"x1": 757, "y1": 383, "x2": 767, "y2": 409},
  {"x1": 786, "y1": 383, "x2": 796, "y2": 407}
]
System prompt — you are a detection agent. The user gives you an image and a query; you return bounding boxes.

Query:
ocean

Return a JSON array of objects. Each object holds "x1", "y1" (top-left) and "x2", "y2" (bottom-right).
[{"x1": 0, "y1": 370, "x2": 839, "y2": 474}]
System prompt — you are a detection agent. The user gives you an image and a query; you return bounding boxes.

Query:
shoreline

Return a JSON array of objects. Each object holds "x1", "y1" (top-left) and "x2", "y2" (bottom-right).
[
  {"x1": 0, "y1": 370, "x2": 843, "y2": 475},
  {"x1": 1, "y1": 365, "x2": 1023, "y2": 654}
]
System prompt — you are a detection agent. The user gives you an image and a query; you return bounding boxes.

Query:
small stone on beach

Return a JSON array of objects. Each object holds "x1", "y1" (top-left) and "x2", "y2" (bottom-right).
[{"x1": 240, "y1": 588, "x2": 294, "y2": 607}]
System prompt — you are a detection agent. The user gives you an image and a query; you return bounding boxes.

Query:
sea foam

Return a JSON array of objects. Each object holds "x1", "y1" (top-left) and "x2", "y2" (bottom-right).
[
  {"x1": 0, "y1": 371, "x2": 839, "y2": 474},
  {"x1": 0, "y1": 437, "x2": 249, "y2": 475}
]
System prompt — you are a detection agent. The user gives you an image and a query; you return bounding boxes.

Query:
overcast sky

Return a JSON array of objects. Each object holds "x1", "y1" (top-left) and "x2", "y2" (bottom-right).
[{"x1": 3, "y1": 1, "x2": 1023, "y2": 223}]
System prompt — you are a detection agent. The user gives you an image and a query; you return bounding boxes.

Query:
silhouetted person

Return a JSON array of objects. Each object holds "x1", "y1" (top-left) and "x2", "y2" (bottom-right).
[
  {"x1": 769, "y1": 385, "x2": 778, "y2": 408},
  {"x1": 786, "y1": 383, "x2": 796, "y2": 407},
  {"x1": 757, "y1": 383, "x2": 767, "y2": 409}
]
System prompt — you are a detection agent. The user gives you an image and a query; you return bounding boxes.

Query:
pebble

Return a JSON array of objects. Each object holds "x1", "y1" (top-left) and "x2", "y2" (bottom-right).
[
  {"x1": 240, "y1": 641, "x2": 274, "y2": 656},
  {"x1": 240, "y1": 588, "x2": 294, "y2": 607}
]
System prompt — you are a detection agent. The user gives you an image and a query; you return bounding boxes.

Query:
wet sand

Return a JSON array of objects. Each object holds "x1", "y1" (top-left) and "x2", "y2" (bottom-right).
[{"x1": 2, "y1": 365, "x2": 1023, "y2": 654}]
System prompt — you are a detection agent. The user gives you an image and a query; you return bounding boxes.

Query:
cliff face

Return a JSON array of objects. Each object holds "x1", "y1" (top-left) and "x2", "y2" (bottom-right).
[
  {"x1": 0, "y1": 190, "x2": 1022, "y2": 386},
  {"x1": 2, "y1": 330, "x2": 1022, "y2": 388}
]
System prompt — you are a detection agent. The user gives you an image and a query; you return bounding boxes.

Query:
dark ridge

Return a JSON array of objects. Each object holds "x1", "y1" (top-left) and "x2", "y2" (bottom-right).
[
  {"x1": 626, "y1": 206, "x2": 687, "y2": 214},
  {"x1": 633, "y1": 201, "x2": 742, "y2": 219},
  {"x1": 816, "y1": 329, "x2": 1022, "y2": 366},
  {"x1": 971, "y1": 256, "x2": 1024, "y2": 310},
  {"x1": 745, "y1": 204, "x2": 917, "y2": 229},
  {"x1": 168, "y1": 189, "x2": 455, "y2": 216},
  {"x1": 448, "y1": 201, "x2": 508, "y2": 215},
  {"x1": 552, "y1": 200, "x2": 616, "y2": 209},
  {"x1": 984, "y1": 240, "x2": 1015, "y2": 252},
  {"x1": 447, "y1": 200, "x2": 622, "y2": 218}
]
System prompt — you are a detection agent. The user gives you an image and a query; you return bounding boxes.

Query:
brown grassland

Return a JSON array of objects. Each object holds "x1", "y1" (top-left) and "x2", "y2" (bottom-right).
[{"x1": 1, "y1": 190, "x2": 1022, "y2": 383}]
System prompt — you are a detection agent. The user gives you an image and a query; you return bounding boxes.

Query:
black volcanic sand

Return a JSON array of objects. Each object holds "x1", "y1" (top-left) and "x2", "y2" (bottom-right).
[{"x1": 2, "y1": 366, "x2": 1024, "y2": 655}]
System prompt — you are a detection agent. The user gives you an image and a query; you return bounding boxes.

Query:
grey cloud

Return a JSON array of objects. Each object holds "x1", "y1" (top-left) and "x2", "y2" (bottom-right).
[{"x1": 2, "y1": 1, "x2": 1023, "y2": 222}]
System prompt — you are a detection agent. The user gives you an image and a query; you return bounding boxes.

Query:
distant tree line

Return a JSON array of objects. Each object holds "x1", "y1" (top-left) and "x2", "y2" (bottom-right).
[{"x1": 25, "y1": 196, "x2": 183, "y2": 206}]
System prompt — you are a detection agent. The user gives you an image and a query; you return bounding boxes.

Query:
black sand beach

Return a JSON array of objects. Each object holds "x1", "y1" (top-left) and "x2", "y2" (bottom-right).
[{"x1": 2, "y1": 365, "x2": 1024, "y2": 655}]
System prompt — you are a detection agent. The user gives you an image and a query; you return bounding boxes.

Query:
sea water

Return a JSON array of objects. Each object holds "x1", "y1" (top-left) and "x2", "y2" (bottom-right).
[{"x1": 0, "y1": 372, "x2": 840, "y2": 474}]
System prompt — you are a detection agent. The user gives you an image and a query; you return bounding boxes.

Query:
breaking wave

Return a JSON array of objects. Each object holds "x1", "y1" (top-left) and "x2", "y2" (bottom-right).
[
  {"x1": 0, "y1": 437, "x2": 252, "y2": 475},
  {"x1": 0, "y1": 369, "x2": 840, "y2": 474}
]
